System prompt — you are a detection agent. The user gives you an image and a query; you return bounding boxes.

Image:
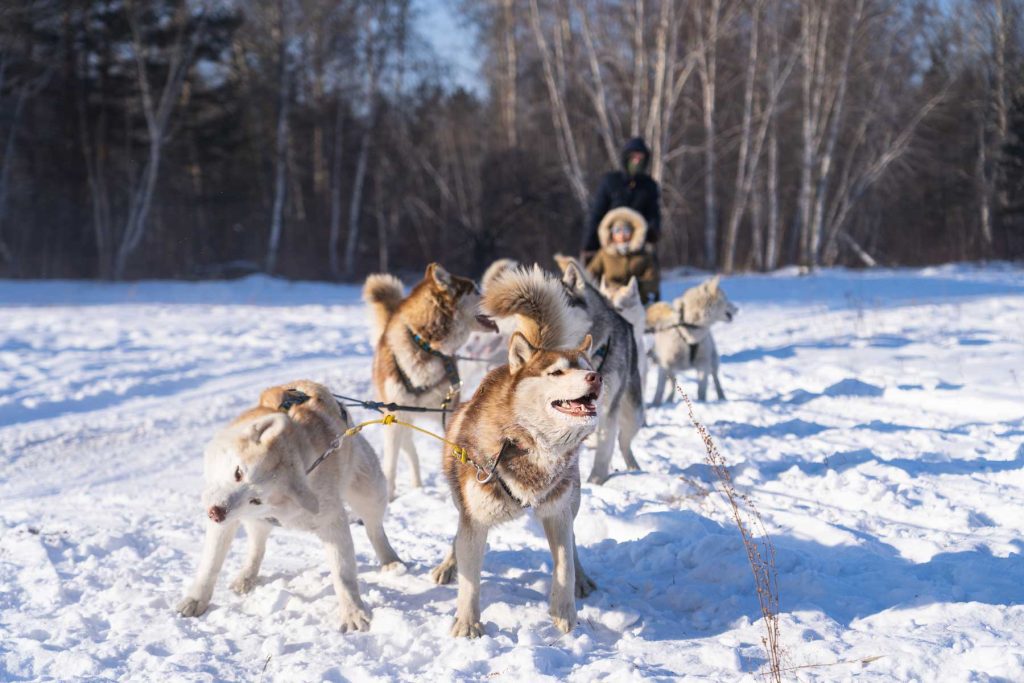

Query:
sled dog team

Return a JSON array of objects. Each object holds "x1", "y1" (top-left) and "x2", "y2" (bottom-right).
[{"x1": 177, "y1": 258, "x2": 738, "y2": 637}]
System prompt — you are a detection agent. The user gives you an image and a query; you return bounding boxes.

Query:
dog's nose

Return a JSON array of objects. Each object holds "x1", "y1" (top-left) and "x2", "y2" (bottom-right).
[
  {"x1": 585, "y1": 372, "x2": 601, "y2": 385},
  {"x1": 207, "y1": 505, "x2": 227, "y2": 523}
]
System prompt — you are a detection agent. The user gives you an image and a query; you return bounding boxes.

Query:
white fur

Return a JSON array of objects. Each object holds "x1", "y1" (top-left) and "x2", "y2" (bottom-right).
[{"x1": 177, "y1": 405, "x2": 403, "y2": 632}]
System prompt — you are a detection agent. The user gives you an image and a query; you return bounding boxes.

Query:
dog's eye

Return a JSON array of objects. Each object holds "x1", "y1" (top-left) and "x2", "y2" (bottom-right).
[
  {"x1": 548, "y1": 369, "x2": 564, "y2": 377},
  {"x1": 249, "y1": 498, "x2": 261, "y2": 506},
  {"x1": 234, "y1": 466, "x2": 242, "y2": 482}
]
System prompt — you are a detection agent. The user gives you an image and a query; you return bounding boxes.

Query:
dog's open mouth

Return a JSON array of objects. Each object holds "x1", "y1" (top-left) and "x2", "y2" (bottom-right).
[
  {"x1": 476, "y1": 314, "x2": 499, "y2": 333},
  {"x1": 551, "y1": 392, "x2": 599, "y2": 417}
]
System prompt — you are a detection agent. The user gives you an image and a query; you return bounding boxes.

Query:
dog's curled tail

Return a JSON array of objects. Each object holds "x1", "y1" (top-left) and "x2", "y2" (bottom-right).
[
  {"x1": 481, "y1": 258, "x2": 518, "y2": 293},
  {"x1": 483, "y1": 264, "x2": 575, "y2": 348},
  {"x1": 363, "y1": 274, "x2": 404, "y2": 345}
]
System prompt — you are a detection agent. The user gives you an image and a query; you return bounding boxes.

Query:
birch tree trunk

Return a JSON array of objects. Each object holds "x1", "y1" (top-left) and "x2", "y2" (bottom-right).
[
  {"x1": 265, "y1": 0, "x2": 291, "y2": 274},
  {"x1": 328, "y1": 97, "x2": 345, "y2": 277},
  {"x1": 695, "y1": 0, "x2": 721, "y2": 269},
  {"x1": 115, "y1": 0, "x2": 201, "y2": 279}
]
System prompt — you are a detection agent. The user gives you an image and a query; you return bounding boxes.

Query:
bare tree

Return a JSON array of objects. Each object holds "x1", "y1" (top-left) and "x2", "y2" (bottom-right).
[{"x1": 115, "y1": 0, "x2": 207, "y2": 279}]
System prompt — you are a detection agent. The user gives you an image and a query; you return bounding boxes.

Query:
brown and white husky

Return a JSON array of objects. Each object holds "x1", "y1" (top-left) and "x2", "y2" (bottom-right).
[
  {"x1": 429, "y1": 265, "x2": 599, "y2": 638},
  {"x1": 363, "y1": 263, "x2": 496, "y2": 500}
]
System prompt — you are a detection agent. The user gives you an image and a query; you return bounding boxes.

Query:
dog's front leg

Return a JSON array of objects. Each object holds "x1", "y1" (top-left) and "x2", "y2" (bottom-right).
[
  {"x1": 177, "y1": 519, "x2": 239, "y2": 617},
  {"x1": 451, "y1": 519, "x2": 488, "y2": 638},
  {"x1": 541, "y1": 510, "x2": 578, "y2": 633},
  {"x1": 696, "y1": 369, "x2": 709, "y2": 402},
  {"x1": 382, "y1": 423, "x2": 401, "y2": 500},
  {"x1": 317, "y1": 515, "x2": 371, "y2": 633},
  {"x1": 587, "y1": 408, "x2": 618, "y2": 485},
  {"x1": 230, "y1": 520, "x2": 272, "y2": 594}
]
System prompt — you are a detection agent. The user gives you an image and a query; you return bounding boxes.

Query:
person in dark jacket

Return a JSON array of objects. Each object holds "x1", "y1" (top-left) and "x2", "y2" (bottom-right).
[{"x1": 582, "y1": 137, "x2": 661, "y2": 258}]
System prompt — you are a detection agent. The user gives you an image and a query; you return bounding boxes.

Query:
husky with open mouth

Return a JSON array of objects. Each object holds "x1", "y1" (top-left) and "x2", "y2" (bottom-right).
[
  {"x1": 363, "y1": 263, "x2": 497, "y2": 499},
  {"x1": 430, "y1": 265, "x2": 600, "y2": 638},
  {"x1": 176, "y1": 381, "x2": 403, "y2": 632}
]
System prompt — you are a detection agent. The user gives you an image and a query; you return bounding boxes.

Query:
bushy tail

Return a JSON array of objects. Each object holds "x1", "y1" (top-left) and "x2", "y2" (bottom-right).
[
  {"x1": 481, "y1": 258, "x2": 518, "y2": 293},
  {"x1": 363, "y1": 274, "x2": 404, "y2": 345},
  {"x1": 483, "y1": 264, "x2": 581, "y2": 348}
]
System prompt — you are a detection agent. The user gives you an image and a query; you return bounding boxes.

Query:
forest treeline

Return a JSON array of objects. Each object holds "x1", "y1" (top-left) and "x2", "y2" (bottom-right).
[{"x1": 1, "y1": 0, "x2": 1022, "y2": 281}]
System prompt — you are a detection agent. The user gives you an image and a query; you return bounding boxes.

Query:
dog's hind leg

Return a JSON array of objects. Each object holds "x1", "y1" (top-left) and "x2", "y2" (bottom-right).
[
  {"x1": 540, "y1": 508, "x2": 578, "y2": 634},
  {"x1": 230, "y1": 520, "x2": 272, "y2": 594},
  {"x1": 347, "y1": 465, "x2": 404, "y2": 572},
  {"x1": 317, "y1": 513, "x2": 371, "y2": 633},
  {"x1": 450, "y1": 520, "x2": 488, "y2": 638},
  {"x1": 430, "y1": 542, "x2": 457, "y2": 585},
  {"x1": 617, "y1": 386, "x2": 643, "y2": 472},
  {"x1": 651, "y1": 365, "x2": 667, "y2": 406},
  {"x1": 177, "y1": 519, "x2": 240, "y2": 617}
]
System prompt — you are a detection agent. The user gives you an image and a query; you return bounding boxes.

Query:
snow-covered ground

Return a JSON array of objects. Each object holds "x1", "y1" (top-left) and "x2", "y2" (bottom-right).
[{"x1": 1, "y1": 265, "x2": 1022, "y2": 681}]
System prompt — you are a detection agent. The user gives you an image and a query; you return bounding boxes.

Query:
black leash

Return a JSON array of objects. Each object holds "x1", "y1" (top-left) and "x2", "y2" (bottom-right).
[
  {"x1": 331, "y1": 393, "x2": 452, "y2": 414},
  {"x1": 644, "y1": 320, "x2": 705, "y2": 334}
]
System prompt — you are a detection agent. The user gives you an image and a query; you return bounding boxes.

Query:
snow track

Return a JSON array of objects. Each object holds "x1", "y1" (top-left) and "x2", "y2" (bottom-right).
[{"x1": 2, "y1": 266, "x2": 1022, "y2": 680}]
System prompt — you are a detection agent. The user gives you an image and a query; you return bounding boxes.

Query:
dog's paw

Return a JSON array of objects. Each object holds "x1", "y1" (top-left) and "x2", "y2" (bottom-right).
[
  {"x1": 176, "y1": 596, "x2": 209, "y2": 618},
  {"x1": 381, "y1": 560, "x2": 407, "y2": 575},
  {"x1": 575, "y1": 572, "x2": 597, "y2": 598},
  {"x1": 586, "y1": 472, "x2": 608, "y2": 485},
  {"x1": 229, "y1": 574, "x2": 257, "y2": 594},
  {"x1": 549, "y1": 602, "x2": 577, "y2": 634},
  {"x1": 450, "y1": 616, "x2": 485, "y2": 638},
  {"x1": 338, "y1": 606, "x2": 371, "y2": 633},
  {"x1": 430, "y1": 560, "x2": 457, "y2": 585}
]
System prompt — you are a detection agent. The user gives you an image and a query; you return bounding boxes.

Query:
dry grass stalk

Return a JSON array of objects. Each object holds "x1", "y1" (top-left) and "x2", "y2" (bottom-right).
[{"x1": 677, "y1": 385, "x2": 783, "y2": 683}]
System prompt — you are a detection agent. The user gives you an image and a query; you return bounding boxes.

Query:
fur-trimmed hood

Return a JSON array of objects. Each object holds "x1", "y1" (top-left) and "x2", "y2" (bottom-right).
[{"x1": 597, "y1": 207, "x2": 648, "y2": 253}]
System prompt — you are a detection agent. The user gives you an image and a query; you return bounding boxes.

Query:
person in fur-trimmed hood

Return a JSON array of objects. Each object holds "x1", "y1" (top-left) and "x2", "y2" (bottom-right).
[{"x1": 586, "y1": 207, "x2": 660, "y2": 304}]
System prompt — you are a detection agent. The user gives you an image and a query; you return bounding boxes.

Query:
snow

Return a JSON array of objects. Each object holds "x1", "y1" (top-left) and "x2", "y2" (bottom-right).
[{"x1": 2, "y1": 264, "x2": 1023, "y2": 681}]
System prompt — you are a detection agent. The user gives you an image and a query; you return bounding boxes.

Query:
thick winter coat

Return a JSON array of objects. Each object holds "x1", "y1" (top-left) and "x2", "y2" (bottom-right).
[
  {"x1": 582, "y1": 137, "x2": 661, "y2": 253},
  {"x1": 586, "y1": 207, "x2": 659, "y2": 304}
]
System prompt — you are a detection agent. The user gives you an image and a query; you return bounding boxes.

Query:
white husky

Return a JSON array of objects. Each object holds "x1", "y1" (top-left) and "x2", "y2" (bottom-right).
[
  {"x1": 599, "y1": 276, "x2": 647, "y2": 397},
  {"x1": 176, "y1": 381, "x2": 403, "y2": 632},
  {"x1": 648, "y1": 276, "x2": 738, "y2": 403}
]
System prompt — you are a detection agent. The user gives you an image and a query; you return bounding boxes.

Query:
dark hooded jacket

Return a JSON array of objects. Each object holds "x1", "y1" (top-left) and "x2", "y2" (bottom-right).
[{"x1": 582, "y1": 137, "x2": 661, "y2": 253}]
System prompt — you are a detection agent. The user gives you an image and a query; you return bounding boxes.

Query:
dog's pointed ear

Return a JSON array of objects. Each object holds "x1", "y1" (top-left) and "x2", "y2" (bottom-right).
[
  {"x1": 508, "y1": 332, "x2": 537, "y2": 374},
  {"x1": 553, "y1": 253, "x2": 573, "y2": 274},
  {"x1": 562, "y1": 260, "x2": 587, "y2": 293},
  {"x1": 707, "y1": 275, "x2": 721, "y2": 291},
  {"x1": 287, "y1": 461, "x2": 319, "y2": 515},
  {"x1": 622, "y1": 277, "x2": 641, "y2": 305},
  {"x1": 250, "y1": 413, "x2": 288, "y2": 445},
  {"x1": 426, "y1": 263, "x2": 452, "y2": 292},
  {"x1": 577, "y1": 333, "x2": 593, "y2": 356}
]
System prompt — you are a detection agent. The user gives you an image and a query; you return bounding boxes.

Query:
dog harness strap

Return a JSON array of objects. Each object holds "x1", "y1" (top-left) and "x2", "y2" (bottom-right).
[
  {"x1": 593, "y1": 337, "x2": 610, "y2": 372},
  {"x1": 278, "y1": 388, "x2": 311, "y2": 411}
]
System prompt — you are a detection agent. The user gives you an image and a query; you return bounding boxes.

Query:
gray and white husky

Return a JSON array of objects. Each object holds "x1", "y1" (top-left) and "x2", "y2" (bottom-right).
[
  {"x1": 555, "y1": 255, "x2": 644, "y2": 484},
  {"x1": 647, "y1": 276, "x2": 738, "y2": 403}
]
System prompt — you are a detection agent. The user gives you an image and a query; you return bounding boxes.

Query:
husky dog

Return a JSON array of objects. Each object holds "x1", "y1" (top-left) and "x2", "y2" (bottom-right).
[
  {"x1": 430, "y1": 265, "x2": 599, "y2": 637},
  {"x1": 598, "y1": 276, "x2": 647, "y2": 398},
  {"x1": 554, "y1": 255, "x2": 644, "y2": 484},
  {"x1": 364, "y1": 263, "x2": 496, "y2": 499},
  {"x1": 648, "y1": 276, "x2": 738, "y2": 403},
  {"x1": 176, "y1": 381, "x2": 403, "y2": 632},
  {"x1": 457, "y1": 259, "x2": 521, "y2": 383}
]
